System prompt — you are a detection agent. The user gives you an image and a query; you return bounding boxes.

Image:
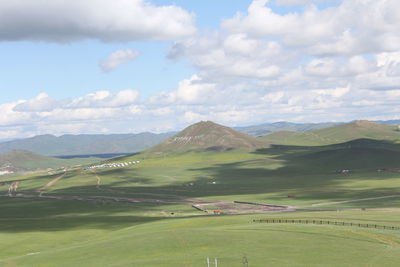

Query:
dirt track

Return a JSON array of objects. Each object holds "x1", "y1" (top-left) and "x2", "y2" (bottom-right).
[
  {"x1": 192, "y1": 200, "x2": 295, "y2": 214},
  {"x1": 36, "y1": 172, "x2": 67, "y2": 197},
  {"x1": 4, "y1": 193, "x2": 185, "y2": 205},
  {"x1": 7, "y1": 182, "x2": 19, "y2": 196},
  {"x1": 36, "y1": 172, "x2": 66, "y2": 194},
  {"x1": 311, "y1": 195, "x2": 400, "y2": 207},
  {"x1": 89, "y1": 170, "x2": 102, "y2": 189}
]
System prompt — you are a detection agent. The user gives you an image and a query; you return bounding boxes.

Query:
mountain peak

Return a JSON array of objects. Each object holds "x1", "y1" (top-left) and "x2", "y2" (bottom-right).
[
  {"x1": 148, "y1": 121, "x2": 266, "y2": 153},
  {"x1": 351, "y1": 120, "x2": 382, "y2": 129},
  {"x1": 354, "y1": 120, "x2": 378, "y2": 126}
]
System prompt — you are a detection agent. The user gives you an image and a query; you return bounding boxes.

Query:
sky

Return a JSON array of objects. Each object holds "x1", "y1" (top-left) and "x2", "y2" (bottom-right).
[{"x1": 1, "y1": 0, "x2": 400, "y2": 139}]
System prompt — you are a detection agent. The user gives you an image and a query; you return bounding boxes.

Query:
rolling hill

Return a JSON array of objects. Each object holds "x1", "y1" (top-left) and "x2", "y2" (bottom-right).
[
  {"x1": 236, "y1": 120, "x2": 400, "y2": 136},
  {"x1": 2, "y1": 120, "x2": 400, "y2": 265},
  {"x1": 286, "y1": 142, "x2": 400, "y2": 172},
  {"x1": 235, "y1": 121, "x2": 342, "y2": 136},
  {"x1": 148, "y1": 121, "x2": 267, "y2": 153},
  {"x1": 0, "y1": 150, "x2": 100, "y2": 174},
  {"x1": 1, "y1": 120, "x2": 399, "y2": 157},
  {"x1": 262, "y1": 120, "x2": 400, "y2": 146}
]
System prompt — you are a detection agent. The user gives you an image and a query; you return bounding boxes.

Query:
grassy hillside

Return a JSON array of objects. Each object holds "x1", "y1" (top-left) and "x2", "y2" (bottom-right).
[
  {"x1": 1, "y1": 144, "x2": 400, "y2": 265},
  {"x1": 235, "y1": 121, "x2": 342, "y2": 136},
  {"x1": 149, "y1": 121, "x2": 266, "y2": 154},
  {"x1": 0, "y1": 150, "x2": 100, "y2": 173},
  {"x1": 262, "y1": 120, "x2": 400, "y2": 146},
  {"x1": 1, "y1": 123, "x2": 400, "y2": 266},
  {"x1": 1, "y1": 206, "x2": 399, "y2": 266}
]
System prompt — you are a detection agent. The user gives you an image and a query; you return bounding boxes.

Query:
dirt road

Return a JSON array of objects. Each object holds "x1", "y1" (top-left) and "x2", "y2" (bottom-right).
[
  {"x1": 7, "y1": 181, "x2": 19, "y2": 196},
  {"x1": 36, "y1": 172, "x2": 66, "y2": 195},
  {"x1": 3, "y1": 193, "x2": 185, "y2": 205},
  {"x1": 311, "y1": 195, "x2": 400, "y2": 207}
]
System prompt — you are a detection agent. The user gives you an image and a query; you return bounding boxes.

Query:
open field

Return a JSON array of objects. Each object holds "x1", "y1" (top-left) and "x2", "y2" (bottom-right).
[
  {"x1": 1, "y1": 138, "x2": 400, "y2": 266},
  {"x1": 0, "y1": 205, "x2": 399, "y2": 266}
]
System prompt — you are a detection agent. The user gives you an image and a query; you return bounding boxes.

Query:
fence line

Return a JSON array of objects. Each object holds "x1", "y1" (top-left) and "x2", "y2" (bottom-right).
[
  {"x1": 192, "y1": 205, "x2": 207, "y2": 212},
  {"x1": 234, "y1": 201, "x2": 289, "y2": 208},
  {"x1": 253, "y1": 219, "x2": 400, "y2": 231}
]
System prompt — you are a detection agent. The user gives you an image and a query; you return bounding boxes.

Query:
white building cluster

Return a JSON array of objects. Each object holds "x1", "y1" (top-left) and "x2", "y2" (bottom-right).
[
  {"x1": 0, "y1": 170, "x2": 14, "y2": 176},
  {"x1": 0, "y1": 164, "x2": 14, "y2": 176},
  {"x1": 84, "y1": 161, "x2": 140, "y2": 170}
]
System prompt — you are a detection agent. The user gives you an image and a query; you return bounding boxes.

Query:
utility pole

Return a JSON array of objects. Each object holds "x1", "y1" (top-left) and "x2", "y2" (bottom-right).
[
  {"x1": 242, "y1": 255, "x2": 249, "y2": 266},
  {"x1": 206, "y1": 257, "x2": 218, "y2": 267}
]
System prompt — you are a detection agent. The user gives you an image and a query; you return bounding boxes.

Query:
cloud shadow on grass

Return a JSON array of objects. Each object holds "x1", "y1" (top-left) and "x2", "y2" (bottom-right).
[{"x1": 2, "y1": 138, "x2": 400, "y2": 232}]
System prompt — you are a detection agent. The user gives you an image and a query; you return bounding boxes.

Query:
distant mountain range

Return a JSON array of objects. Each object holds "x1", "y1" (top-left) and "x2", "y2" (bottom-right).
[
  {"x1": 148, "y1": 120, "x2": 400, "y2": 154},
  {"x1": 375, "y1": 120, "x2": 400, "y2": 125},
  {"x1": 0, "y1": 132, "x2": 175, "y2": 156},
  {"x1": 235, "y1": 122, "x2": 343, "y2": 136},
  {"x1": 0, "y1": 120, "x2": 399, "y2": 156},
  {"x1": 2, "y1": 120, "x2": 400, "y2": 174}
]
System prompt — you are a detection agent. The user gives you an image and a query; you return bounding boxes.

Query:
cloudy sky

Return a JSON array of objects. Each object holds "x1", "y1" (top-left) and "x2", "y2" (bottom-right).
[{"x1": 1, "y1": 0, "x2": 400, "y2": 139}]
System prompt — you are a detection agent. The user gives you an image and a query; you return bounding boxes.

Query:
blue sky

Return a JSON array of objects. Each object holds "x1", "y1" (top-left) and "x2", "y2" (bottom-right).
[
  {"x1": 1, "y1": 0, "x2": 254, "y2": 102},
  {"x1": 0, "y1": 40, "x2": 194, "y2": 101},
  {"x1": 0, "y1": 0, "x2": 400, "y2": 138}
]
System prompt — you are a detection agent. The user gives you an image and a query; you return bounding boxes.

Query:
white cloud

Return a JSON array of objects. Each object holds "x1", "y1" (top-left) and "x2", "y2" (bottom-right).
[
  {"x1": 0, "y1": 90, "x2": 144, "y2": 138},
  {"x1": 0, "y1": 101, "x2": 31, "y2": 125},
  {"x1": 175, "y1": 75, "x2": 216, "y2": 104},
  {"x1": 168, "y1": 0, "x2": 400, "y2": 102},
  {"x1": 262, "y1": 91, "x2": 285, "y2": 103},
  {"x1": 302, "y1": 56, "x2": 375, "y2": 77},
  {"x1": 351, "y1": 100, "x2": 380, "y2": 106},
  {"x1": 149, "y1": 75, "x2": 217, "y2": 105},
  {"x1": 304, "y1": 58, "x2": 339, "y2": 77},
  {"x1": 100, "y1": 49, "x2": 139, "y2": 72},
  {"x1": 169, "y1": 33, "x2": 286, "y2": 81},
  {"x1": 68, "y1": 90, "x2": 140, "y2": 108},
  {"x1": 222, "y1": 0, "x2": 400, "y2": 54},
  {"x1": 312, "y1": 85, "x2": 350, "y2": 98},
  {"x1": 2, "y1": 0, "x2": 400, "y2": 138},
  {"x1": 376, "y1": 52, "x2": 400, "y2": 77},
  {"x1": 0, "y1": 0, "x2": 196, "y2": 42},
  {"x1": 13, "y1": 93, "x2": 57, "y2": 112},
  {"x1": 276, "y1": 0, "x2": 341, "y2": 5},
  {"x1": 385, "y1": 90, "x2": 400, "y2": 98},
  {"x1": 2, "y1": 80, "x2": 400, "y2": 139}
]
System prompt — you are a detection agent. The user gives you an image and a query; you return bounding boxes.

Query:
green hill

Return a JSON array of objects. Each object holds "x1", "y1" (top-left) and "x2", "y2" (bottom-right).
[
  {"x1": 262, "y1": 120, "x2": 400, "y2": 146},
  {"x1": 2, "y1": 139, "x2": 400, "y2": 265},
  {"x1": 235, "y1": 121, "x2": 342, "y2": 136},
  {"x1": 0, "y1": 150, "x2": 100, "y2": 173},
  {"x1": 289, "y1": 144, "x2": 400, "y2": 171},
  {"x1": 148, "y1": 121, "x2": 266, "y2": 153},
  {"x1": 2, "y1": 121, "x2": 400, "y2": 266}
]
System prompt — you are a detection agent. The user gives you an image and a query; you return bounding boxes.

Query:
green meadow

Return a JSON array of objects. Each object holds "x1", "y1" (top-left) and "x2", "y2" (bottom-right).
[{"x1": 1, "y1": 138, "x2": 400, "y2": 266}]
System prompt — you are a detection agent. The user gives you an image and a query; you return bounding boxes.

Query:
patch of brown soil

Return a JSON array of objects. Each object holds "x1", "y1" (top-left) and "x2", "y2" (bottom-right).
[{"x1": 36, "y1": 172, "x2": 66, "y2": 193}]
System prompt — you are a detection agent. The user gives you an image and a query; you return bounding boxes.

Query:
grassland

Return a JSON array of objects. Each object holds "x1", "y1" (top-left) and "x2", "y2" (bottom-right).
[
  {"x1": 0, "y1": 150, "x2": 101, "y2": 174},
  {"x1": 1, "y1": 135, "x2": 400, "y2": 265},
  {"x1": 262, "y1": 120, "x2": 400, "y2": 146}
]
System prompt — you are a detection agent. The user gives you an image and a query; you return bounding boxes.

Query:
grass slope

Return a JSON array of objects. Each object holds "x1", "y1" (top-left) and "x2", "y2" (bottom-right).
[
  {"x1": 262, "y1": 120, "x2": 400, "y2": 146},
  {"x1": 149, "y1": 121, "x2": 266, "y2": 154},
  {"x1": 0, "y1": 201, "x2": 399, "y2": 266},
  {"x1": 235, "y1": 121, "x2": 342, "y2": 136},
  {"x1": 0, "y1": 150, "x2": 100, "y2": 173},
  {"x1": 1, "y1": 129, "x2": 400, "y2": 265}
]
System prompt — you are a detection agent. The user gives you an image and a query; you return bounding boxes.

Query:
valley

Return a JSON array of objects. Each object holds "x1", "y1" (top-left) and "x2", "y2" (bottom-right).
[{"x1": 1, "y1": 121, "x2": 400, "y2": 266}]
